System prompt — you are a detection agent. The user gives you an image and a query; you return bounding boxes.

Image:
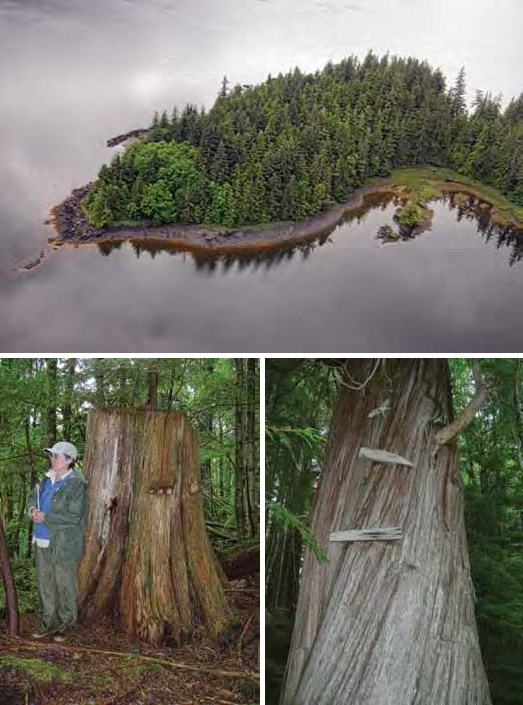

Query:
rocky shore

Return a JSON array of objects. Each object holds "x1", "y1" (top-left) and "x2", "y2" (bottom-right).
[
  {"x1": 106, "y1": 128, "x2": 149, "y2": 148},
  {"x1": 51, "y1": 184, "x2": 105, "y2": 242},
  {"x1": 49, "y1": 180, "x2": 397, "y2": 254}
]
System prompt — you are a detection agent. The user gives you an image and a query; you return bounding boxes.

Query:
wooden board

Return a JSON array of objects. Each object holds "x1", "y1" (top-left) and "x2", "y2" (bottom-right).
[
  {"x1": 329, "y1": 527, "x2": 402, "y2": 542},
  {"x1": 359, "y1": 447, "x2": 413, "y2": 467}
]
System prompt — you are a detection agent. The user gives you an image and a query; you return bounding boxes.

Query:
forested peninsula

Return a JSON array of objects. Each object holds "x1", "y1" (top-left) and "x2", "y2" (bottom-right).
[{"x1": 53, "y1": 53, "x2": 523, "y2": 249}]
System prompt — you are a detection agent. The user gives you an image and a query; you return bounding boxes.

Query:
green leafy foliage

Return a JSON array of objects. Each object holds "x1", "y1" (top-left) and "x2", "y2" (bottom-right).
[
  {"x1": 269, "y1": 502, "x2": 328, "y2": 564},
  {"x1": 84, "y1": 141, "x2": 209, "y2": 226},
  {"x1": 140, "y1": 179, "x2": 176, "y2": 224}
]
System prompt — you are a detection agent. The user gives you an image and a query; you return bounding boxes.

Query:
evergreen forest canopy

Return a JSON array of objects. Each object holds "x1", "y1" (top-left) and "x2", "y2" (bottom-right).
[
  {"x1": 265, "y1": 358, "x2": 523, "y2": 705},
  {"x1": 84, "y1": 53, "x2": 523, "y2": 228}
]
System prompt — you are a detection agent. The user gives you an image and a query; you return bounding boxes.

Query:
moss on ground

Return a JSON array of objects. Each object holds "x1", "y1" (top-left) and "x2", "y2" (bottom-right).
[{"x1": 0, "y1": 654, "x2": 72, "y2": 684}]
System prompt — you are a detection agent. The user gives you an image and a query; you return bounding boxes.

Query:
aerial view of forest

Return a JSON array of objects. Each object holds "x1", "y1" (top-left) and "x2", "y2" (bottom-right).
[{"x1": 60, "y1": 55, "x2": 522, "y2": 239}]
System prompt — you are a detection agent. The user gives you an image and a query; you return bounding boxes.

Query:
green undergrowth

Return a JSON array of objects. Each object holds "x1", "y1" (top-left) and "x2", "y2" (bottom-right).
[
  {"x1": 0, "y1": 655, "x2": 72, "y2": 685},
  {"x1": 0, "y1": 557, "x2": 37, "y2": 615}
]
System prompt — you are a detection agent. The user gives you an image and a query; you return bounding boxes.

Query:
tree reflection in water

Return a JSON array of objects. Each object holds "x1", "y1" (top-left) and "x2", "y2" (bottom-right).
[
  {"x1": 444, "y1": 192, "x2": 522, "y2": 266},
  {"x1": 96, "y1": 194, "x2": 522, "y2": 269},
  {"x1": 96, "y1": 236, "x2": 323, "y2": 272}
]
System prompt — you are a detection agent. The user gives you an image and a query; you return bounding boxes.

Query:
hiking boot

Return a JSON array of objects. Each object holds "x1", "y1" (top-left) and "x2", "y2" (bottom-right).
[
  {"x1": 53, "y1": 624, "x2": 73, "y2": 642},
  {"x1": 31, "y1": 628, "x2": 55, "y2": 639}
]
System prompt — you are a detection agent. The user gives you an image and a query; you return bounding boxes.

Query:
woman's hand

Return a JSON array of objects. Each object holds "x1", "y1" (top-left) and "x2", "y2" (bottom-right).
[{"x1": 31, "y1": 509, "x2": 46, "y2": 523}]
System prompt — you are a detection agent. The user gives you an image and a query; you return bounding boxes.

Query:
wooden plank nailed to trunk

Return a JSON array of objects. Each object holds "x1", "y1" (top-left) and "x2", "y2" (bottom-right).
[
  {"x1": 359, "y1": 447, "x2": 413, "y2": 467},
  {"x1": 329, "y1": 527, "x2": 402, "y2": 542}
]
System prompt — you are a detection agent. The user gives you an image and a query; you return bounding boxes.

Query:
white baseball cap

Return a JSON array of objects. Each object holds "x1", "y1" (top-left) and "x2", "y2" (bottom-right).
[{"x1": 43, "y1": 441, "x2": 78, "y2": 460}]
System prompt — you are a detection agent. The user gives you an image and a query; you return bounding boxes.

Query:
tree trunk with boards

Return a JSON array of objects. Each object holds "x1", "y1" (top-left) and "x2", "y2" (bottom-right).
[
  {"x1": 77, "y1": 408, "x2": 231, "y2": 647},
  {"x1": 282, "y1": 359, "x2": 491, "y2": 705}
]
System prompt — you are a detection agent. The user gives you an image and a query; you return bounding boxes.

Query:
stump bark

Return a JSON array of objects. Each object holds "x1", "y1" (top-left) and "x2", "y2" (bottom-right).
[
  {"x1": 77, "y1": 408, "x2": 230, "y2": 646},
  {"x1": 282, "y1": 359, "x2": 491, "y2": 705}
]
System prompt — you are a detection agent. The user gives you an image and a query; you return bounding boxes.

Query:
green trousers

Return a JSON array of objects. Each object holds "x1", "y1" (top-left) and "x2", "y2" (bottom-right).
[{"x1": 34, "y1": 544, "x2": 78, "y2": 632}]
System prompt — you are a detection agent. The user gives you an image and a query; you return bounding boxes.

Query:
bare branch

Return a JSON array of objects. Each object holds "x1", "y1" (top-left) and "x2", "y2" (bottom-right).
[{"x1": 436, "y1": 361, "x2": 489, "y2": 445}]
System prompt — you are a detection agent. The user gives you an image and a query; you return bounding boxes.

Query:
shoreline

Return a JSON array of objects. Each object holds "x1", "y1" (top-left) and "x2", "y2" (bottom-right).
[
  {"x1": 48, "y1": 178, "x2": 399, "y2": 255},
  {"x1": 43, "y1": 170, "x2": 523, "y2": 262}
]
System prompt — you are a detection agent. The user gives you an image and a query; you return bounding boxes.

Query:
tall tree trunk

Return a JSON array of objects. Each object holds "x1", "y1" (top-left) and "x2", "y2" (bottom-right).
[
  {"x1": 12, "y1": 491, "x2": 26, "y2": 560},
  {"x1": 62, "y1": 358, "x2": 76, "y2": 439},
  {"x1": 77, "y1": 408, "x2": 230, "y2": 646},
  {"x1": 200, "y1": 411, "x2": 213, "y2": 485},
  {"x1": 0, "y1": 488, "x2": 10, "y2": 537},
  {"x1": 199, "y1": 361, "x2": 214, "y2": 495},
  {"x1": 24, "y1": 416, "x2": 37, "y2": 559},
  {"x1": 0, "y1": 515, "x2": 19, "y2": 636},
  {"x1": 117, "y1": 363, "x2": 128, "y2": 406},
  {"x1": 45, "y1": 359, "x2": 57, "y2": 447},
  {"x1": 165, "y1": 360, "x2": 178, "y2": 410},
  {"x1": 246, "y1": 358, "x2": 257, "y2": 537},
  {"x1": 93, "y1": 359, "x2": 105, "y2": 408},
  {"x1": 266, "y1": 522, "x2": 302, "y2": 610},
  {"x1": 513, "y1": 359, "x2": 522, "y2": 472},
  {"x1": 266, "y1": 460, "x2": 313, "y2": 611},
  {"x1": 235, "y1": 359, "x2": 247, "y2": 538},
  {"x1": 218, "y1": 423, "x2": 225, "y2": 499},
  {"x1": 146, "y1": 369, "x2": 159, "y2": 409},
  {"x1": 282, "y1": 359, "x2": 491, "y2": 705}
]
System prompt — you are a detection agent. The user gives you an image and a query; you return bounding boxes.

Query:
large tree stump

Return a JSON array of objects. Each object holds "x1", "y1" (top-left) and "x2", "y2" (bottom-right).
[{"x1": 77, "y1": 409, "x2": 231, "y2": 646}]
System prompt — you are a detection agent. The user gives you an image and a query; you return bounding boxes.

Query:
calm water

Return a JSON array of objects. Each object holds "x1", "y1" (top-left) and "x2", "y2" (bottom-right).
[{"x1": 1, "y1": 0, "x2": 522, "y2": 352}]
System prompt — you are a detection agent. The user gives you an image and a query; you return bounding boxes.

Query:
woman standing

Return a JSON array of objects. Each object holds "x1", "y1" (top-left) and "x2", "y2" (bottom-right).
[{"x1": 27, "y1": 441, "x2": 88, "y2": 642}]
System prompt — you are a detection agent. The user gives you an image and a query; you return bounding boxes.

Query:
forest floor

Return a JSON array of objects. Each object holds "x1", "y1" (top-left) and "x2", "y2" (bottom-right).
[{"x1": 0, "y1": 580, "x2": 259, "y2": 705}]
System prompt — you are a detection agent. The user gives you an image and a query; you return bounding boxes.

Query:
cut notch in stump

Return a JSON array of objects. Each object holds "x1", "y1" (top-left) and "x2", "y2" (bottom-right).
[
  {"x1": 148, "y1": 481, "x2": 174, "y2": 495},
  {"x1": 359, "y1": 447, "x2": 413, "y2": 467},
  {"x1": 329, "y1": 527, "x2": 402, "y2": 542}
]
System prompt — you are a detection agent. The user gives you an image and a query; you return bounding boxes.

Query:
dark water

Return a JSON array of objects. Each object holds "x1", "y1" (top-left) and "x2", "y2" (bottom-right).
[{"x1": 1, "y1": 0, "x2": 522, "y2": 353}]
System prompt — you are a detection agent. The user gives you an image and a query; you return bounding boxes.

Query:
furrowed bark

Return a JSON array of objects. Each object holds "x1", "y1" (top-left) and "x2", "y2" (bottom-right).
[
  {"x1": 77, "y1": 408, "x2": 230, "y2": 646},
  {"x1": 282, "y1": 359, "x2": 491, "y2": 705}
]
